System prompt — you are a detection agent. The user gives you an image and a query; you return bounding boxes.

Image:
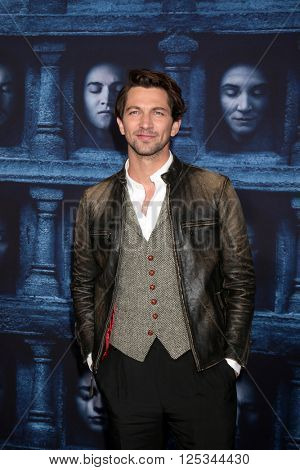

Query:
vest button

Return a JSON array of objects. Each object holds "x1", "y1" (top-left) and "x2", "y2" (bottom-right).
[
  {"x1": 149, "y1": 284, "x2": 155, "y2": 290},
  {"x1": 151, "y1": 299, "x2": 157, "y2": 305},
  {"x1": 148, "y1": 329, "x2": 154, "y2": 336},
  {"x1": 152, "y1": 313, "x2": 158, "y2": 319},
  {"x1": 149, "y1": 269, "x2": 155, "y2": 276},
  {"x1": 147, "y1": 255, "x2": 154, "y2": 261}
]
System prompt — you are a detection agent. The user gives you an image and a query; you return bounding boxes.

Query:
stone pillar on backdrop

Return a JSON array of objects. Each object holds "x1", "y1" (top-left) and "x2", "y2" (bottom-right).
[
  {"x1": 31, "y1": 40, "x2": 66, "y2": 160},
  {"x1": 285, "y1": 361, "x2": 300, "y2": 449},
  {"x1": 23, "y1": 339, "x2": 57, "y2": 448},
  {"x1": 290, "y1": 37, "x2": 300, "y2": 166},
  {"x1": 21, "y1": 187, "x2": 63, "y2": 298},
  {"x1": 158, "y1": 34, "x2": 199, "y2": 162},
  {"x1": 274, "y1": 217, "x2": 295, "y2": 314},
  {"x1": 288, "y1": 197, "x2": 300, "y2": 313}
]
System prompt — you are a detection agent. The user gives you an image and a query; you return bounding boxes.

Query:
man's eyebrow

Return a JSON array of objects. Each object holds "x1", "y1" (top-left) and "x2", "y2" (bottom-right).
[
  {"x1": 125, "y1": 105, "x2": 169, "y2": 111},
  {"x1": 125, "y1": 105, "x2": 141, "y2": 110},
  {"x1": 152, "y1": 106, "x2": 169, "y2": 111}
]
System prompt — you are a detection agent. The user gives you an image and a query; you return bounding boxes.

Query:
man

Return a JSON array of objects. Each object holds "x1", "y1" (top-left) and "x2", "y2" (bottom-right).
[{"x1": 71, "y1": 69, "x2": 255, "y2": 450}]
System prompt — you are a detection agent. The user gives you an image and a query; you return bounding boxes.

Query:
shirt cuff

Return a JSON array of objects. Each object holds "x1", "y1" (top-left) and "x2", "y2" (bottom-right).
[{"x1": 225, "y1": 358, "x2": 241, "y2": 377}]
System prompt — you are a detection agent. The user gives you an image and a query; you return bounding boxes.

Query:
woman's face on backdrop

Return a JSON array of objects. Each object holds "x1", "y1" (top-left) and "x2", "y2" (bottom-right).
[
  {"x1": 75, "y1": 370, "x2": 106, "y2": 433},
  {"x1": 219, "y1": 64, "x2": 270, "y2": 141},
  {"x1": 83, "y1": 63, "x2": 124, "y2": 131}
]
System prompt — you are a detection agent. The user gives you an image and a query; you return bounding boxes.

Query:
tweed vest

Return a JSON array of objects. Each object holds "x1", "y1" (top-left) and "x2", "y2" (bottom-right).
[{"x1": 109, "y1": 188, "x2": 191, "y2": 361}]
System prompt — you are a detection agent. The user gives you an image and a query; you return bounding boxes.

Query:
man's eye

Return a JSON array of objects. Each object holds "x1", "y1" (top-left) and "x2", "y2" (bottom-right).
[
  {"x1": 88, "y1": 84, "x2": 103, "y2": 94},
  {"x1": 154, "y1": 111, "x2": 164, "y2": 116},
  {"x1": 128, "y1": 110, "x2": 139, "y2": 115}
]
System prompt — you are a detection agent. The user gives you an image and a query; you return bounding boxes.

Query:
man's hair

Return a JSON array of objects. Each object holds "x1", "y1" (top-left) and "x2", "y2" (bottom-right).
[{"x1": 115, "y1": 69, "x2": 186, "y2": 121}]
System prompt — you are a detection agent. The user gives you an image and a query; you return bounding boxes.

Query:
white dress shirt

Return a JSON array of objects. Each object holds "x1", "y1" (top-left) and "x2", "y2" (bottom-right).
[
  {"x1": 88, "y1": 152, "x2": 241, "y2": 377},
  {"x1": 125, "y1": 152, "x2": 173, "y2": 240}
]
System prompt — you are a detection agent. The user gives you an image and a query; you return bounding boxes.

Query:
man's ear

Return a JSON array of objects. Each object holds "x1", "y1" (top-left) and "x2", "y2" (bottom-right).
[
  {"x1": 117, "y1": 117, "x2": 125, "y2": 135},
  {"x1": 171, "y1": 119, "x2": 181, "y2": 137}
]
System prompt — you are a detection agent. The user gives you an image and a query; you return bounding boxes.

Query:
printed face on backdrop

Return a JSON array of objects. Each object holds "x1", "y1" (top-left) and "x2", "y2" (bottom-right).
[
  {"x1": 75, "y1": 370, "x2": 106, "y2": 433},
  {"x1": 236, "y1": 376, "x2": 260, "y2": 429},
  {"x1": 83, "y1": 63, "x2": 124, "y2": 131},
  {"x1": 0, "y1": 64, "x2": 17, "y2": 127},
  {"x1": 117, "y1": 86, "x2": 181, "y2": 157},
  {"x1": 219, "y1": 64, "x2": 270, "y2": 142}
]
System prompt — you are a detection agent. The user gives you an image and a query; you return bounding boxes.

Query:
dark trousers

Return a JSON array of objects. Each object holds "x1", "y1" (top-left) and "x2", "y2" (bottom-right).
[{"x1": 94, "y1": 338, "x2": 237, "y2": 450}]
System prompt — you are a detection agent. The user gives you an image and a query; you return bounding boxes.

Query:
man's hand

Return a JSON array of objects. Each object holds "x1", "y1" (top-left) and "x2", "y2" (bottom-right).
[{"x1": 87, "y1": 352, "x2": 93, "y2": 372}]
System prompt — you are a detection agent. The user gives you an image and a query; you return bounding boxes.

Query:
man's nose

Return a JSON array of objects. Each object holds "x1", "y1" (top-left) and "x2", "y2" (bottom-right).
[
  {"x1": 139, "y1": 112, "x2": 153, "y2": 128},
  {"x1": 236, "y1": 91, "x2": 252, "y2": 112}
]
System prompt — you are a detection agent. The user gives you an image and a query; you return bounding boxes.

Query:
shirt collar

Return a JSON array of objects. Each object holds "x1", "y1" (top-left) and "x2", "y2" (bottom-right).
[{"x1": 125, "y1": 151, "x2": 173, "y2": 190}]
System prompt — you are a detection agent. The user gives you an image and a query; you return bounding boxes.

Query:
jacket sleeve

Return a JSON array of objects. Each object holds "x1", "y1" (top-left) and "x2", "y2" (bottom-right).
[
  {"x1": 71, "y1": 190, "x2": 100, "y2": 362},
  {"x1": 218, "y1": 177, "x2": 256, "y2": 367}
]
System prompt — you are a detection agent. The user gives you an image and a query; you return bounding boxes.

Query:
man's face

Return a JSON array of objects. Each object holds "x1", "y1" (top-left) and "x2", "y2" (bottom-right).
[
  {"x1": 83, "y1": 63, "x2": 124, "y2": 130},
  {"x1": 117, "y1": 86, "x2": 181, "y2": 158},
  {"x1": 0, "y1": 64, "x2": 17, "y2": 127},
  {"x1": 219, "y1": 64, "x2": 270, "y2": 141}
]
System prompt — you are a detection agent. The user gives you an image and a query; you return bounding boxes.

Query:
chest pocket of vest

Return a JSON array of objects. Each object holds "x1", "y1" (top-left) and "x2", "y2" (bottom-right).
[{"x1": 180, "y1": 219, "x2": 219, "y2": 252}]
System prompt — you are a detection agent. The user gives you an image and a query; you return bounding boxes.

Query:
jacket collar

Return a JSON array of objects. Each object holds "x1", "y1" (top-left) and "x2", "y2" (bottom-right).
[{"x1": 116, "y1": 153, "x2": 184, "y2": 186}]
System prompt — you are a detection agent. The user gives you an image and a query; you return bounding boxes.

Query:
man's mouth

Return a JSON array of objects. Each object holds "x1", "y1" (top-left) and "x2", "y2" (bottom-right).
[{"x1": 136, "y1": 133, "x2": 156, "y2": 140}]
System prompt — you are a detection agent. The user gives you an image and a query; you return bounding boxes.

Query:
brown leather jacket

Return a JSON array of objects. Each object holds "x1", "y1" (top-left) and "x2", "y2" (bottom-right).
[{"x1": 71, "y1": 156, "x2": 255, "y2": 374}]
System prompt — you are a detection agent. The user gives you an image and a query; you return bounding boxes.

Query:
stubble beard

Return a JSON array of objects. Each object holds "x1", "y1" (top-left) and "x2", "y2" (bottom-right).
[{"x1": 128, "y1": 136, "x2": 170, "y2": 160}]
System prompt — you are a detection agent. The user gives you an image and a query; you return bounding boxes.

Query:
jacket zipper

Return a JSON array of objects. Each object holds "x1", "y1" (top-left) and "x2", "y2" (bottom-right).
[
  {"x1": 93, "y1": 191, "x2": 125, "y2": 374},
  {"x1": 181, "y1": 220, "x2": 217, "y2": 228},
  {"x1": 166, "y1": 185, "x2": 201, "y2": 372}
]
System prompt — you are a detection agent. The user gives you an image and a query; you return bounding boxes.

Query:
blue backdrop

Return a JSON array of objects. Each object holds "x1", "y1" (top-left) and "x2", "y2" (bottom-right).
[{"x1": 0, "y1": 0, "x2": 299, "y2": 450}]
